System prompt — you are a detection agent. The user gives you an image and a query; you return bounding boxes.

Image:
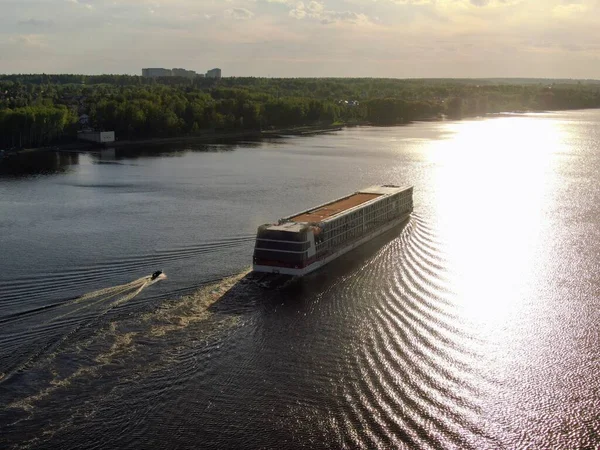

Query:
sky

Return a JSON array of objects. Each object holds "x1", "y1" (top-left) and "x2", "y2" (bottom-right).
[{"x1": 0, "y1": 0, "x2": 599, "y2": 78}]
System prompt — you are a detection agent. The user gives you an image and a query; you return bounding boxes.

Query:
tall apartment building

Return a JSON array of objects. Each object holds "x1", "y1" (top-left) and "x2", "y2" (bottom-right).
[
  {"x1": 206, "y1": 68, "x2": 222, "y2": 79},
  {"x1": 142, "y1": 67, "x2": 219, "y2": 79},
  {"x1": 172, "y1": 68, "x2": 197, "y2": 79},
  {"x1": 142, "y1": 68, "x2": 173, "y2": 78}
]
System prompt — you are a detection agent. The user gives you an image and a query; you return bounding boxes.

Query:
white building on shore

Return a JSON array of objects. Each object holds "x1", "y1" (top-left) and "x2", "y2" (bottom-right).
[{"x1": 77, "y1": 131, "x2": 115, "y2": 144}]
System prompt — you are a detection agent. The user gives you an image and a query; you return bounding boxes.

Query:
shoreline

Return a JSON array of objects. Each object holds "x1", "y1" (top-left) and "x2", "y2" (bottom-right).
[
  {"x1": 4, "y1": 106, "x2": 598, "y2": 156},
  {"x1": 5, "y1": 125, "x2": 347, "y2": 155}
]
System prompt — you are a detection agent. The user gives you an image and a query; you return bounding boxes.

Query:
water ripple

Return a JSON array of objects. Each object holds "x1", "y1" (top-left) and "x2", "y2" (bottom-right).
[{"x1": 328, "y1": 218, "x2": 495, "y2": 448}]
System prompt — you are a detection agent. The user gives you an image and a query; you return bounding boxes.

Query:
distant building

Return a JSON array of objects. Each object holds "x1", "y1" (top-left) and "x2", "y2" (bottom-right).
[
  {"x1": 337, "y1": 99, "x2": 360, "y2": 107},
  {"x1": 142, "y1": 68, "x2": 173, "y2": 78},
  {"x1": 172, "y1": 68, "x2": 197, "y2": 79},
  {"x1": 206, "y1": 68, "x2": 222, "y2": 79}
]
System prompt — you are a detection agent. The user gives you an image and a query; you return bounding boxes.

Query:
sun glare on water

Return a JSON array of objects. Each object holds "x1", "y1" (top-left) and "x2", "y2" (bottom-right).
[{"x1": 427, "y1": 116, "x2": 569, "y2": 329}]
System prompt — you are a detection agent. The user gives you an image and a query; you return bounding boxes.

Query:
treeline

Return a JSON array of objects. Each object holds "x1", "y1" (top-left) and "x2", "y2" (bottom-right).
[
  {"x1": 87, "y1": 87, "x2": 344, "y2": 138},
  {"x1": 0, "y1": 106, "x2": 76, "y2": 148},
  {"x1": 1, "y1": 75, "x2": 600, "y2": 148}
]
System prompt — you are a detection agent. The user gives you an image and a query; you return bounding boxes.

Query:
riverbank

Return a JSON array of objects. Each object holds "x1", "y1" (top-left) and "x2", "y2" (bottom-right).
[
  {"x1": 112, "y1": 130, "x2": 262, "y2": 149},
  {"x1": 109, "y1": 124, "x2": 345, "y2": 146},
  {"x1": 262, "y1": 124, "x2": 345, "y2": 137},
  {"x1": 4, "y1": 106, "x2": 596, "y2": 157},
  {"x1": 4, "y1": 124, "x2": 346, "y2": 156}
]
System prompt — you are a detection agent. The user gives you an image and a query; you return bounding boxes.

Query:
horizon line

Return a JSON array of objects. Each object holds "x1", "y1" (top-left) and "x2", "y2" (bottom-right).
[{"x1": 1, "y1": 74, "x2": 600, "y2": 82}]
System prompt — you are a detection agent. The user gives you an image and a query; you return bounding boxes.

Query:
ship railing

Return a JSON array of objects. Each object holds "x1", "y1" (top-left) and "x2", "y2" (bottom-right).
[
  {"x1": 319, "y1": 205, "x2": 407, "y2": 245},
  {"x1": 281, "y1": 187, "x2": 411, "y2": 226}
]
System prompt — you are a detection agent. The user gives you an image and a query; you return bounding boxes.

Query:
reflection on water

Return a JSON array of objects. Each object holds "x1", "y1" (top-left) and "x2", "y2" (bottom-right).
[
  {"x1": 0, "y1": 140, "x2": 265, "y2": 179},
  {"x1": 1, "y1": 110, "x2": 600, "y2": 449},
  {"x1": 0, "y1": 152, "x2": 80, "y2": 178},
  {"x1": 429, "y1": 117, "x2": 566, "y2": 326}
]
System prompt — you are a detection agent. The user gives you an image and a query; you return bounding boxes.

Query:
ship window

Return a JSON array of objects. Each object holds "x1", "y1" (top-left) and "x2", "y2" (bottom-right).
[
  {"x1": 256, "y1": 230, "x2": 307, "y2": 242},
  {"x1": 255, "y1": 240, "x2": 310, "y2": 251},
  {"x1": 254, "y1": 249, "x2": 307, "y2": 263}
]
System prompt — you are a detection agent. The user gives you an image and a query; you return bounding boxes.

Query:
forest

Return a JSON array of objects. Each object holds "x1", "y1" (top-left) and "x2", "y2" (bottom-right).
[{"x1": 1, "y1": 75, "x2": 600, "y2": 149}]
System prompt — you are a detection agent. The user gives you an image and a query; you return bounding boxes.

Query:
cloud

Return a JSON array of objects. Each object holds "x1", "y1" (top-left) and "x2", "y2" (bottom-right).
[
  {"x1": 67, "y1": 0, "x2": 95, "y2": 10},
  {"x1": 306, "y1": 1, "x2": 324, "y2": 15},
  {"x1": 287, "y1": 1, "x2": 370, "y2": 24},
  {"x1": 386, "y1": 0, "x2": 434, "y2": 3},
  {"x1": 289, "y1": 1, "x2": 306, "y2": 19},
  {"x1": 225, "y1": 8, "x2": 255, "y2": 20},
  {"x1": 9, "y1": 34, "x2": 48, "y2": 48},
  {"x1": 552, "y1": 2, "x2": 589, "y2": 17},
  {"x1": 321, "y1": 10, "x2": 370, "y2": 24},
  {"x1": 18, "y1": 19, "x2": 55, "y2": 27}
]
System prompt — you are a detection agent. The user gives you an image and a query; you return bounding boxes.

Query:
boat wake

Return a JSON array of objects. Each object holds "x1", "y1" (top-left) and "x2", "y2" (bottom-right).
[
  {"x1": 0, "y1": 272, "x2": 166, "y2": 385},
  {"x1": 3, "y1": 271, "x2": 250, "y2": 419},
  {"x1": 0, "y1": 235, "x2": 254, "y2": 307}
]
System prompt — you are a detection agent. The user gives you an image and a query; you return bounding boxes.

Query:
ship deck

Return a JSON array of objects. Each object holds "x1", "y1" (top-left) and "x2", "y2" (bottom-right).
[{"x1": 289, "y1": 193, "x2": 381, "y2": 223}]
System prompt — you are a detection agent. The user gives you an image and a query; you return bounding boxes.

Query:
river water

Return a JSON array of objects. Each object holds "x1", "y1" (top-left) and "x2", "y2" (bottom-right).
[{"x1": 1, "y1": 110, "x2": 599, "y2": 449}]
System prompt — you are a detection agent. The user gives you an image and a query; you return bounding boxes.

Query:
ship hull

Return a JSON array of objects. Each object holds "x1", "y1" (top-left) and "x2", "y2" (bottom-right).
[{"x1": 253, "y1": 212, "x2": 411, "y2": 277}]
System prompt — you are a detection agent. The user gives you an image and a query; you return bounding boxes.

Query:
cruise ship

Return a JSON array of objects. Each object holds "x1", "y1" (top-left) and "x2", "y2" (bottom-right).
[{"x1": 252, "y1": 185, "x2": 413, "y2": 276}]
